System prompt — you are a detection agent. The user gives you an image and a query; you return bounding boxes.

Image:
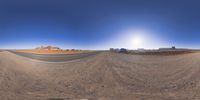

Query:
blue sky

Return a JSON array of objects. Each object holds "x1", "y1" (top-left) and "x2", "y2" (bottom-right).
[{"x1": 0, "y1": 0, "x2": 200, "y2": 49}]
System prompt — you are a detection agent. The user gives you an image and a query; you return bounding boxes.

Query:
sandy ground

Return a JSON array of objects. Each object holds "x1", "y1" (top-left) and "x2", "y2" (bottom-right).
[{"x1": 0, "y1": 51, "x2": 200, "y2": 100}]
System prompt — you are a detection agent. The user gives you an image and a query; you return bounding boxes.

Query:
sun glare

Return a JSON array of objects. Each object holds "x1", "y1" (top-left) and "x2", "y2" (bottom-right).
[
  {"x1": 121, "y1": 29, "x2": 153, "y2": 49},
  {"x1": 133, "y1": 37, "x2": 142, "y2": 45}
]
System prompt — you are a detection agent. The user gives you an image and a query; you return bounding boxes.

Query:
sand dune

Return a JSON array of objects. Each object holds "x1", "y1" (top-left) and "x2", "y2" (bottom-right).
[{"x1": 0, "y1": 51, "x2": 200, "y2": 100}]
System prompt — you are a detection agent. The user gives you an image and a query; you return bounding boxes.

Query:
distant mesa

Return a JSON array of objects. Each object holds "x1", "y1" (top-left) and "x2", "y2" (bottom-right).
[
  {"x1": 15, "y1": 45, "x2": 83, "y2": 55},
  {"x1": 35, "y1": 46, "x2": 61, "y2": 51},
  {"x1": 34, "y1": 45, "x2": 81, "y2": 52}
]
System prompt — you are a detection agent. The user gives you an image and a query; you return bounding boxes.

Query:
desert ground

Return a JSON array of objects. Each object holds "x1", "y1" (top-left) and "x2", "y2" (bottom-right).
[{"x1": 0, "y1": 51, "x2": 200, "y2": 100}]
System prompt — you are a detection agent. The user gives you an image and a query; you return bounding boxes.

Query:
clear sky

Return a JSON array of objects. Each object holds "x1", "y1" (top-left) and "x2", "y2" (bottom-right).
[{"x1": 0, "y1": 0, "x2": 200, "y2": 49}]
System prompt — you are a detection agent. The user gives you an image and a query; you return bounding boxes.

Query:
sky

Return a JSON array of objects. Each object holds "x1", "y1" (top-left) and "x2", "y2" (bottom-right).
[{"x1": 0, "y1": 0, "x2": 200, "y2": 49}]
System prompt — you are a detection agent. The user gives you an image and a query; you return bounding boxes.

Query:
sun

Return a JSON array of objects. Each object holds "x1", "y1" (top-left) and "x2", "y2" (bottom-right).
[
  {"x1": 131, "y1": 36, "x2": 143, "y2": 47},
  {"x1": 124, "y1": 29, "x2": 149, "y2": 49}
]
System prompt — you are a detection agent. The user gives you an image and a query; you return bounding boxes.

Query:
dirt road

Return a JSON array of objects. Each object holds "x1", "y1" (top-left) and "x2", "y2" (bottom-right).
[{"x1": 0, "y1": 51, "x2": 200, "y2": 100}]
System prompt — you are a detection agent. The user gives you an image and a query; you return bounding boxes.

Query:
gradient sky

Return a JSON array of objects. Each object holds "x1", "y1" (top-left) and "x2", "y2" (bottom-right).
[{"x1": 0, "y1": 0, "x2": 200, "y2": 49}]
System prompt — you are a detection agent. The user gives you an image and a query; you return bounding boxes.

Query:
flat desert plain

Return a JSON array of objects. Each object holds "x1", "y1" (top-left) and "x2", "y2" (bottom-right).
[{"x1": 0, "y1": 51, "x2": 200, "y2": 100}]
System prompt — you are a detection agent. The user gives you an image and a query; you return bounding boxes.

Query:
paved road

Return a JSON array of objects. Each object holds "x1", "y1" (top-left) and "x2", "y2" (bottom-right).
[
  {"x1": 9, "y1": 51, "x2": 101, "y2": 62},
  {"x1": 0, "y1": 50, "x2": 6, "y2": 52}
]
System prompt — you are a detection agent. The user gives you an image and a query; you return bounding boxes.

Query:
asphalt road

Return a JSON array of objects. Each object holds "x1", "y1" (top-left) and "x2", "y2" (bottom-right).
[
  {"x1": 9, "y1": 51, "x2": 101, "y2": 62},
  {"x1": 0, "y1": 50, "x2": 5, "y2": 52}
]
